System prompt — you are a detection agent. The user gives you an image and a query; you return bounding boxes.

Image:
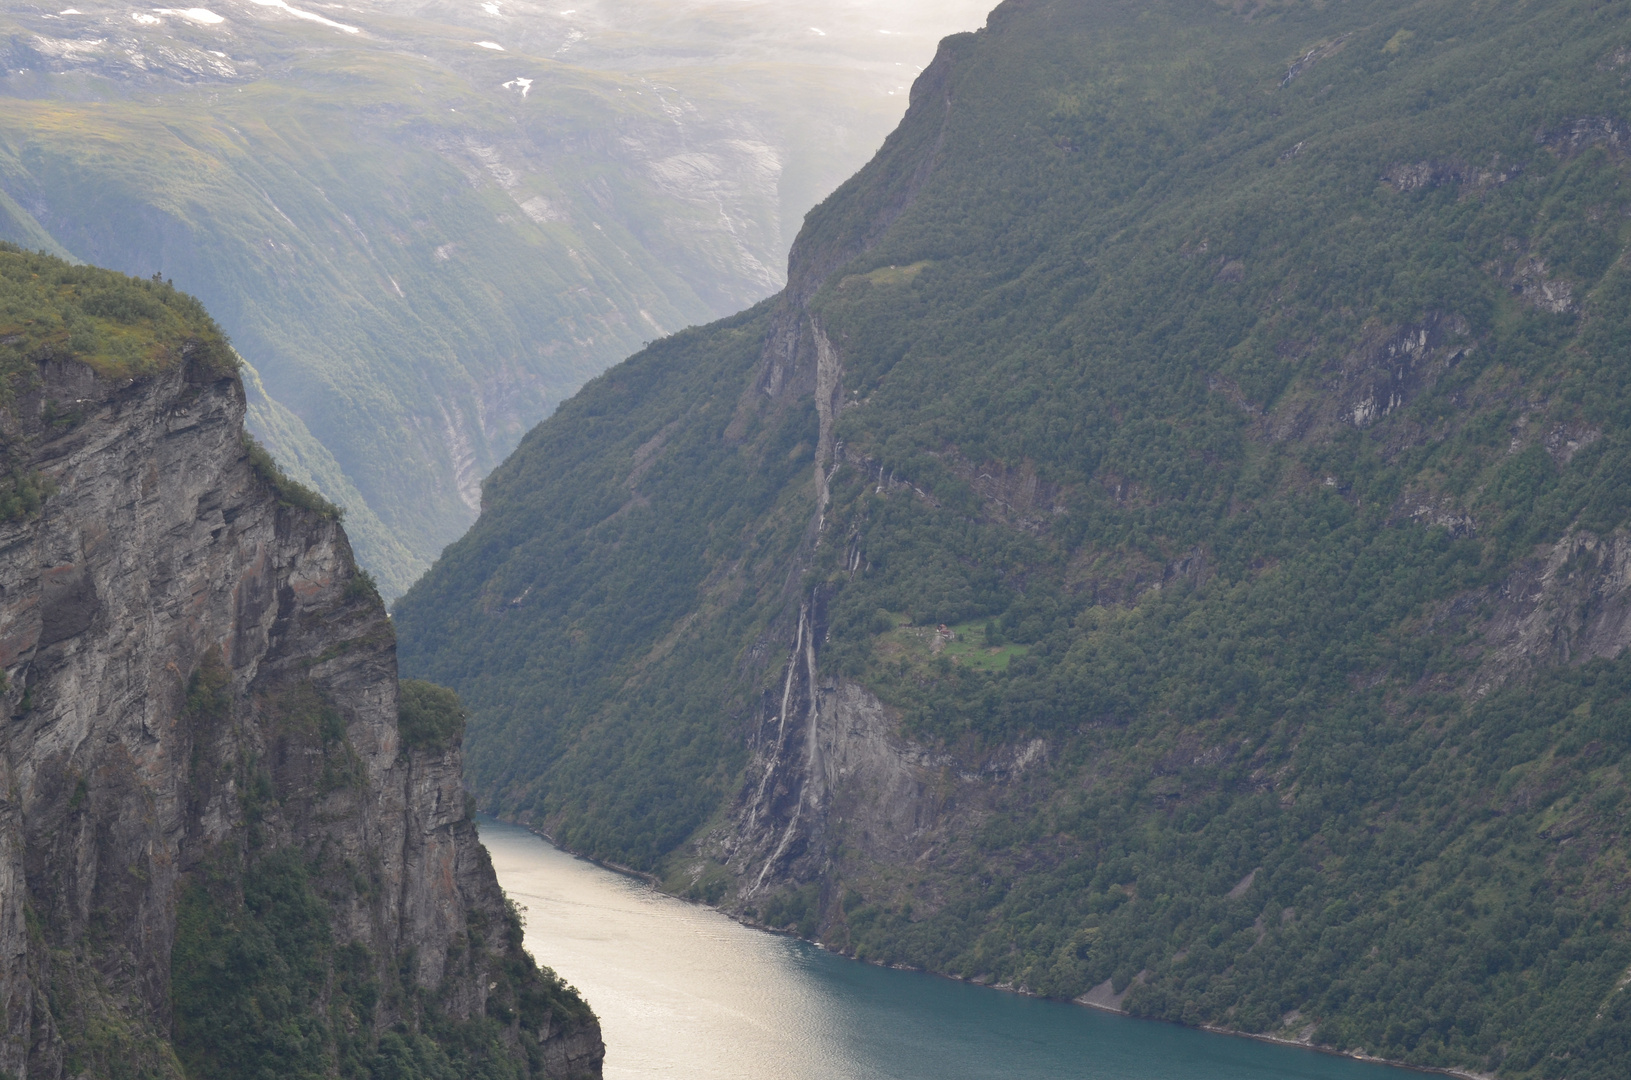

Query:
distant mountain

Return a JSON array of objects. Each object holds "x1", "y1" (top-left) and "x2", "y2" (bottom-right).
[
  {"x1": 399, "y1": 0, "x2": 1631, "y2": 1074},
  {"x1": 0, "y1": 0, "x2": 989, "y2": 595}
]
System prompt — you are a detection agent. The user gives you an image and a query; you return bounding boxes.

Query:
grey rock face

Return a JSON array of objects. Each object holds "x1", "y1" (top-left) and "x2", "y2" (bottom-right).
[
  {"x1": 0, "y1": 358, "x2": 601, "y2": 1078},
  {"x1": 719, "y1": 664, "x2": 1049, "y2": 913},
  {"x1": 1474, "y1": 528, "x2": 1631, "y2": 692}
]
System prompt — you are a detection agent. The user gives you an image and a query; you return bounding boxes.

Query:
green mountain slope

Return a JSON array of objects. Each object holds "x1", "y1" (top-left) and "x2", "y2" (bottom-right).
[
  {"x1": 399, "y1": 0, "x2": 1631, "y2": 1074},
  {"x1": 0, "y1": 0, "x2": 988, "y2": 596}
]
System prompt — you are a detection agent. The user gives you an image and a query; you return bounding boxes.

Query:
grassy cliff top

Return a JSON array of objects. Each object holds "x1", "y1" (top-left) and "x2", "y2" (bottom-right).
[{"x1": 0, "y1": 243, "x2": 234, "y2": 386}]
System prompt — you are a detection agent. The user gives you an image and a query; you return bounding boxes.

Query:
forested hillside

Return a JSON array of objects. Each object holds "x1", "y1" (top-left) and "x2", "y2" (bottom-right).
[{"x1": 399, "y1": 0, "x2": 1631, "y2": 1074}]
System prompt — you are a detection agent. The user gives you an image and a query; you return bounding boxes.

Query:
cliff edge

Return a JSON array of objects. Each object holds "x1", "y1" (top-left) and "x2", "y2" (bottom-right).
[{"x1": 0, "y1": 246, "x2": 602, "y2": 1079}]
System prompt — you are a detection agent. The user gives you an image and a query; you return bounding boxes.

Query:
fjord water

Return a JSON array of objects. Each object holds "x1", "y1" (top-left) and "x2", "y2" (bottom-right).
[{"x1": 479, "y1": 819, "x2": 1412, "y2": 1080}]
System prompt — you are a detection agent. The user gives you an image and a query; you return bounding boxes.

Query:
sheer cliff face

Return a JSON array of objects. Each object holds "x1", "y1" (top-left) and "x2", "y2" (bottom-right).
[{"x1": 0, "y1": 358, "x2": 602, "y2": 1078}]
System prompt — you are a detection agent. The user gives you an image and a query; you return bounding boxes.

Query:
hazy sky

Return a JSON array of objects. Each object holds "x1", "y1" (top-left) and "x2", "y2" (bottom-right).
[{"x1": 403, "y1": 0, "x2": 998, "y2": 85}]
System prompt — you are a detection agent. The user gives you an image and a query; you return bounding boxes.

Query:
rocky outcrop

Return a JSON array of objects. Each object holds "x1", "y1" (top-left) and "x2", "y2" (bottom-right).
[
  {"x1": 0, "y1": 357, "x2": 601, "y2": 1078},
  {"x1": 1267, "y1": 312, "x2": 1474, "y2": 441},
  {"x1": 719, "y1": 666, "x2": 1046, "y2": 912},
  {"x1": 1473, "y1": 528, "x2": 1631, "y2": 693}
]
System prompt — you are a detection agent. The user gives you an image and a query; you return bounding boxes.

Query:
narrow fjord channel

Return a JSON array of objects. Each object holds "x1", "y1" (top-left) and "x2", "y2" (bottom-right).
[{"x1": 479, "y1": 819, "x2": 1418, "y2": 1080}]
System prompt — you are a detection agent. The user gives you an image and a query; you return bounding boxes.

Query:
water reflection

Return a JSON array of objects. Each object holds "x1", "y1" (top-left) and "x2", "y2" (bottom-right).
[{"x1": 479, "y1": 818, "x2": 1415, "y2": 1080}]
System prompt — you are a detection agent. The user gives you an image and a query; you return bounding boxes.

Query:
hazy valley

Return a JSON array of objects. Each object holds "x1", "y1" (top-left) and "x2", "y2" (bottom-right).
[{"x1": 0, "y1": 0, "x2": 990, "y2": 595}]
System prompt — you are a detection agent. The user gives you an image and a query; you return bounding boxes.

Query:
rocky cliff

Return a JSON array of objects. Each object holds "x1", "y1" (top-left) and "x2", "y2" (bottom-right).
[{"x1": 0, "y1": 250, "x2": 602, "y2": 1078}]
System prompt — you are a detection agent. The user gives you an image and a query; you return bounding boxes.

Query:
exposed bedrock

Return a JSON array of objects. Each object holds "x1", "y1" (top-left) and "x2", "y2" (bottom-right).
[{"x1": 0, "y1": 357, "x2": 601, "y2": 1078}]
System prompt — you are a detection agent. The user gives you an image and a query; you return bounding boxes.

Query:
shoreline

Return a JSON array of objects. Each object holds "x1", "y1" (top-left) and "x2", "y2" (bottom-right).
[{"x1": 484, "y1": 814, "x2": 1494, "y2": 1080}]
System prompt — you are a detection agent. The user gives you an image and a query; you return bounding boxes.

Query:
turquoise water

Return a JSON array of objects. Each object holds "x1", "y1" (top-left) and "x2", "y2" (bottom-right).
[{"x1": 478, "y1": 818, "x2": 1416, "y2": 1080}]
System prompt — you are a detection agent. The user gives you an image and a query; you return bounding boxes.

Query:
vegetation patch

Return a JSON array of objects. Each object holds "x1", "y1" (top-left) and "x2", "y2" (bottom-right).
[
  {"x1": 244, "y1": 435, "x2": 343, "y2": 520},
  {"x1": 171, "y1": 847, "x2": 351, "y2": 1080},
  {"x1": 46, "y1": 947, "x2": 185, "y2": 1080},
  {"x1": 0, "y1": 243, "x2": 235, "y2": 383},
  {"x1": 838, "y1": 261, "x2": 933, "y2": 290},
  {"x1": 0, "y1": 467, "x2": 50, "y2": 523},
  {"x1": 397, "y1": 679, "x2": 466, "y2": 753},
  {"x1": 870, "y1": 616, "x2": 1031, "y2": 675},
  {"x1": 170, "y1": 845, "x2": 589, "y2": 1080}
]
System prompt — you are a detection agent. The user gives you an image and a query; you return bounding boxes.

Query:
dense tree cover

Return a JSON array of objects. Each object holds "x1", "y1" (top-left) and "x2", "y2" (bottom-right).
[
  {"x1": 398, "y1": 303, "x2": 817, "y2": 863},
  {"x1": 172, "y1": 848, "x2": 580, "y2": 1080},
  {"x1": 398, "y1": 0, "x2": 1631, "y2": 1073},
  {"x1": 398, "y1": 679, "x2": 468, "y2": 752},
  {"x1": 244, "y1": 435, "x2": 343, "y2": 521}
]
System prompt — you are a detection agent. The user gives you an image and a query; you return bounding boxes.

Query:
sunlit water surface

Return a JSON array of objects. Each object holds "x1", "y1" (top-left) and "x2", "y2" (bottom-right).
[{"x1": 479, "y1": 818, "x2": 1417, "y2": 1080}]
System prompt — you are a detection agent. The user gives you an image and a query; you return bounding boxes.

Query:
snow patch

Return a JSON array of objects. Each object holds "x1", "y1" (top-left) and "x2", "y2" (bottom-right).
[
  {"x1": 131, "y1": 12, "x2": 161, "y2": 24},
  {"x1": 481, "y1": 1, "x2": 500, "y2": 13},
  {"x1": 475, "y1": 40, "x2": 504, "y2": 50},
  {"x1": 501, "y1": 76, "x2": 531, "y2": 97},
  {"x1": 245, "y1": 0, "x2": 358, "y2": 33},
  {"x1": 153, "y1": 8, "x2": 225, "y2": 24},
  {"x1": 33, "y1": 32, "x2": 104, "y2": 56}
]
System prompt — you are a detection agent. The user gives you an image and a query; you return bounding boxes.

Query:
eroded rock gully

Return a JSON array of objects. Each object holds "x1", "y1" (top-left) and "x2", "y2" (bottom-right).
[{"x1": 0, "y1": 359, "x2": 601, "y2": 1078}]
